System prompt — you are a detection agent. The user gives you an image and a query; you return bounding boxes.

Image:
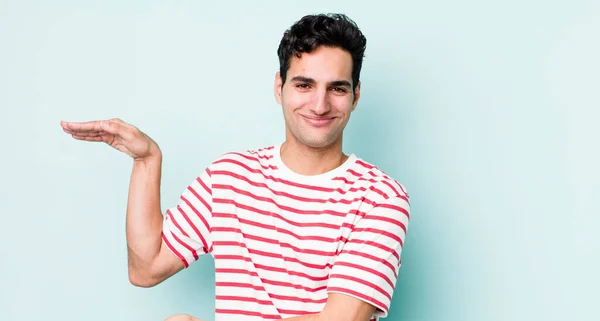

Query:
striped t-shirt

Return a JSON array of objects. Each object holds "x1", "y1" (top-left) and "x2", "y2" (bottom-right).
[{"x1": 161, "y1": 145, "x2": 410, "y2": 321}]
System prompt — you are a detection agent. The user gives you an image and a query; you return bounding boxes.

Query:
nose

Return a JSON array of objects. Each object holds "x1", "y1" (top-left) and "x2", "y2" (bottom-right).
[{"x1": 310, "y1": 89, "x2": 331, "y2": 115}]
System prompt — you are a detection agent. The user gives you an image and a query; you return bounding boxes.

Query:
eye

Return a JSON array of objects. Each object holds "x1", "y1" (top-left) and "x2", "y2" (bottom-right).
[
  {"x1": 331, "y1": 87, "x2": 347, "y2": 93},
  {"x1": 296, "y1": 83, "x2": 311, "y2": 89}
]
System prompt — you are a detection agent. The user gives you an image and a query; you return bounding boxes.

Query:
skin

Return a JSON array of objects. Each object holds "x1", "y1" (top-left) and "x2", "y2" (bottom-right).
[{"x1": 60, "y1": 45, "x2": 374, "y2": 321}]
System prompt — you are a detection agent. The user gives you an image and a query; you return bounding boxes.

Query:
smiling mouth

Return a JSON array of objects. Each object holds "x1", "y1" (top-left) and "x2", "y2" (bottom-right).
[{"x1": 301, "y1": 115, "x2": 335, "y2": 127}]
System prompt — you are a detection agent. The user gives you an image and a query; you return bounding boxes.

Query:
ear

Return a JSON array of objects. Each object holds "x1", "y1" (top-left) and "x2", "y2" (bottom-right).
[
  {"x1": 274, "y1": 72, "x2": 283, "y2": 105},
  {"x1": 351, "y1": 81, "x2": 361, "y2": 111}
]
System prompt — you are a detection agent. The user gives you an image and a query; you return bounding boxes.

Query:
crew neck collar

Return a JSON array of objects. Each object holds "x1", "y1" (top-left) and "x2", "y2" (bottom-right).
[{"x1": 271, "y1": 144, "x2": 357, "y2": 183}]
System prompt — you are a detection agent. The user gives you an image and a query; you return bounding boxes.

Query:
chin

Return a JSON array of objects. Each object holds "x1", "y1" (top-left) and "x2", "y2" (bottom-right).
[{"x1": 297, "y1": 135, "x2": 339, "y2": 149}]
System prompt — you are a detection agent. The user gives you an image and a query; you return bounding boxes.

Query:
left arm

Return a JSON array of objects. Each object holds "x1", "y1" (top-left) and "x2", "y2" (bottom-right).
[
  {"x1": 282, "y1": 293, "x2": 376, "y2": 321},
  {"x1": 284, "y1": 194, "x2": 411, "y2": 321},
  {"x1": 178, "y1": 294, "x2": 373, "y2": 321}
]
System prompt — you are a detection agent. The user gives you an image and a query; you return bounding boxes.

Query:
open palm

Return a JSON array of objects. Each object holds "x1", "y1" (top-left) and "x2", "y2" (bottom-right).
[{"x1": 60, "y1": 118, "x2": 160, "y2": 160}]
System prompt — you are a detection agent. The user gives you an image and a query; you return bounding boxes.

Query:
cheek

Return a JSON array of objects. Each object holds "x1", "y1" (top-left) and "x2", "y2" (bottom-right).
[
  {"x1": 331, "y1": 97, "x2": 354, "y2": 114},
  {"x1": 283, "y1": 91, "x2": 311, "y2": 110}
]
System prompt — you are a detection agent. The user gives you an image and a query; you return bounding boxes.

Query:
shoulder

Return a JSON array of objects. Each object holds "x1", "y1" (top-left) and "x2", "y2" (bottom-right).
[
  {"x1": 347, "y1": 157, "x2": 411, "y2": 225},
  {"x1": 206, "y1": 145, "x2": 278, "y2": 173},
  {"x1": 349, "y1": 156, "x2": 410, "y2": 205}
]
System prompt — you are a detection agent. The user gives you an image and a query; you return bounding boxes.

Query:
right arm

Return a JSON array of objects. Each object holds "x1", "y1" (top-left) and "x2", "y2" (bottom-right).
[
  {"x1": 126, "y1": 155, "x2": 185, "y2": 287},
  {"x1": 61, "y1": 118, "x2": 185, "y2": 287}
]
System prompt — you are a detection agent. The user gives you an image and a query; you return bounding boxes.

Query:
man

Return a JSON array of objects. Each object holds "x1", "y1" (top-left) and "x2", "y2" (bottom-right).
[{"x1": 61, "y1": 13, "x2": 410, "y2": 321}]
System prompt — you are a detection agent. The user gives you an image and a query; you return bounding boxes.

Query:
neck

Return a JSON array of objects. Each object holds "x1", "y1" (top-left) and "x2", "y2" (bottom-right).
[{"x1": 279, "y1": 137, "x2": 348, "y2": 176}]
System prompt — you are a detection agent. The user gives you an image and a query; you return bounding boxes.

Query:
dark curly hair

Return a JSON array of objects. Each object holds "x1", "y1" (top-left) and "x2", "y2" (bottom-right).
[{"x1": 277, "y1": 13, "x2": 367, "y2": 89}]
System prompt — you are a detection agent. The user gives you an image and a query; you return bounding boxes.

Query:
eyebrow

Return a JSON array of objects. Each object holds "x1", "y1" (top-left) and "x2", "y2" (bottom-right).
[
  {"x1": 290, "y1": 76, "x2": 352, "y2": 88},
  {"x1": 330, "y1": 80, "x2": 352, "y2": 88}
]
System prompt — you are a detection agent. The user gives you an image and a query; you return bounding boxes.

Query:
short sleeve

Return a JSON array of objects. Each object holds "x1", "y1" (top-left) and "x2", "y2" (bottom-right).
[
  {"x1": 327, "y1": 195, "x2": 410, "y2": 318},
  {"x1": 161, "y1": 167, "x2": 213, "y2": 268}
]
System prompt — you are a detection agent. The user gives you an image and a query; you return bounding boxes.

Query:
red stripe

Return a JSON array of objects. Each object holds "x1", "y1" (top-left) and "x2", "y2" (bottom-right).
[
  {"x1": 353, "y1": 227, "x2": 404, "y2": 244},
  {"x1": 215, "y1": 295, "x2": 321, "y2": 317},
  {"x1": 347, "y1": 239, "x2": 399, "y2": 260},
  {"x1": 213, "y1": 207, "x2": 339, "y2": 230},
  {"x1": 364, "y1": 198, "x2": 379, "y2": 207},
  {"x1": 215, "y1": 282, "x2": 327, "y2": 304},
  {"x1": 214, "y1": 159, "x2": 332, "y2": 192},
  {"x1": 333, "y1": 261, "x2": 394, "y2": 288},
  {"x1": 170, "y1": 230, "x2": 199, "y2": 261},
  {"x1": 255, "y1": 236, "x2": 336, "y2": 257},
  {"x1": 339, "y1": 250, "x2": 398, "y2": 278},
  {"x1": 356, "y1": 160, "x2": 375, "y2": 169},
  {"x1": 223, "y1": 229, "x2": 277, "y2": 245},
  {"x1": 213, "y1": 241, "x2": 333, "y2": 270},
  {"x1": 213, "y1": 186, "x2": 351, "y2": 217},
  {"x1": 327, "y1": 286, "x2": 387, "y2": 312},
  {"x1": 247, "y1": 148, "x2": 275, "y2": 158},
  {"x1": 186, "y1": 184, "x2": 212, "y2": 215},
  {"x1": 225, "y1": 152, "x2": 278, "y2": 170},
  {"x1": 278, "y1": 309, "x2": 318, "y2": 315},
  {"x1": 161, "y1": 232, "x2": 188, "y2": 267},
  {"x1": 213, "y1": 255, "x2": 329, "y2": 282},
  {"x1": 254, "y1": 145, "x2": 275, "y2": 151},
  {"x1": 195, "y1": 175, "x2": 212, "y2": 199},
  {"x1": 181, "y1": 193, "x2": 211, "y2": 232},
  {"x1": 212, "y1": 168, "x2": 377, "y2": 197},
  {"x1": 329, "y1": 274, "x2": 391, "y2": 301},
  {"x1": 249, "y1": 247, "x2": 332, "y2": 270},
  {"x1": 356, "y1": 176, "x2": 379, "y2": 183},
  {"x1": 367, "y1": 170, "x2": 378, "y2": 177},
  {"x1": 212, "y1": 219, "x2": 348, "y2": 243},
  {"x1": 213, "y1": 229, "x2": 337, "y2": 257},
  {"x1": 216, "y1": 281, "x2": 267, "y2": 292},
  {"x1": 212, "y1": 225, "x2": 335, "y2": 244},
  {"x1": 331, "y1": 176, "x2": 354, "y2": 184},
  {"x1": 166, "y1": 209, "x2": 189, "y2": 237},
  {"x1": 212, "y1": 172, "x2": 371, "y2": 205},
  {"x1": 271, "y1": 294, "x2": 326, "y2": 304},
  {"x1": 369, "y1": 186, "x2": 388, "y2": 199},
  {"x1": 216, "y1": 295, "x2": 273, "y2": 305},
  {"x1": 215, "y1": 198, "x2": 361, "y2": 223},
  {"x1": 346, "y1": 169, "x2": 362, "y2": 177},
  {"x1": 362, "y1": 215, "x2": 406, "y2": 229},
  {"x1": 254, "y1": 263, "x2": 329, "y2": 282},
  {"x1": 361, "y1": 216, "x2": 407, "y2": 233},
  {"x1": 382, "y1": 180, "x2": 401, "y2": 198},
  {"x1": 213, "y1": 254, "x2": 248, "y2": 261},
  {"x1": 378, "y1": 203, "x2": 410, "y2": 218},
  {"x1": 215, "y1": 268, "x2": 327, "y2": 293},
  {"x1": 263, "y1": 278, "x2": 327, "y2": 293},
  {"x1": 176, "y1": 204, "x2": 209, "y2": 250},
  {"x1": 215, "y1": 309, "x2": 281, "y2": 320}
]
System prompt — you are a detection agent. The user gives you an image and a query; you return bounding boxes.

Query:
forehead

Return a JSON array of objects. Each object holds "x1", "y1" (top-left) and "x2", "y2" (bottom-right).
[{"x1": 287, "y1": 46, "x2": 353, "y2": 82}]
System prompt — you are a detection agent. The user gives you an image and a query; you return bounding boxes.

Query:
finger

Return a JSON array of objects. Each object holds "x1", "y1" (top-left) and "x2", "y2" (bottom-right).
[
  {"x1": 71, "y1": 134, "x2": 105, "y2": 142},
  {"x1": 77, "y1": 131, "x2": 105, "y2": 137},
  {"x1": 61, "y1": 120, "x2": 104, "y2": 132},
  {"x1": 63, "y1": 127, "x2": 105, "y2": 137}
]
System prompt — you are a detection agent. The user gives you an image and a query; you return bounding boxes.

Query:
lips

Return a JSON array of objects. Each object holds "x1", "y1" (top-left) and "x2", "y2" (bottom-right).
[{"x1": 301, "y1": 115, "x2": 335, "y2": 127}]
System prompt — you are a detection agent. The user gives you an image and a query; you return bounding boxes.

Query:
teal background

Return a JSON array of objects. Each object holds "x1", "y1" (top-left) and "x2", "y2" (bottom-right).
[{"x1": 1, "y1": 0, "x2": 598, "y2": 320}]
